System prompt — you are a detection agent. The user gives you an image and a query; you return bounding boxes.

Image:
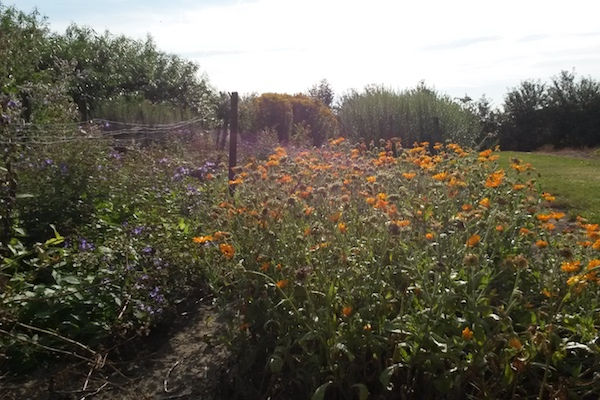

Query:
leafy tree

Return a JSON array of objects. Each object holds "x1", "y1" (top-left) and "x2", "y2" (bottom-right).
[{"x1": 308, "y1": 79, "x2": 335, "y2": 108}]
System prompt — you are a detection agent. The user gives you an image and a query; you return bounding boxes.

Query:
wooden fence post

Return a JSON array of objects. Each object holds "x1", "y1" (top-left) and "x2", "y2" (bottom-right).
[{"x1": 228, "y1": 92, "x2": 238, "y2": 195}]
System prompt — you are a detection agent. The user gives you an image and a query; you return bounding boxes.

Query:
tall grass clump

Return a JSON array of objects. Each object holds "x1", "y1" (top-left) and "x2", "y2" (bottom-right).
[{"x1": 338, "y1": 84, "x2": 482, "y2": 147}]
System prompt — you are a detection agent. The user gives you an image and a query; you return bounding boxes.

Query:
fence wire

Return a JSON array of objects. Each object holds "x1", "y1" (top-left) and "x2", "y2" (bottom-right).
[{"x1": 0, "y1": 118, "x2": 212, "y2": 145}]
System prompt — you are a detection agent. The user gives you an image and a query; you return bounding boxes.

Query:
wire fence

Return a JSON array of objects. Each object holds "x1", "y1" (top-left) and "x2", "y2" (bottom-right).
[{"x1": 0, "y1": 118, "x2": 213, "y2": 146}]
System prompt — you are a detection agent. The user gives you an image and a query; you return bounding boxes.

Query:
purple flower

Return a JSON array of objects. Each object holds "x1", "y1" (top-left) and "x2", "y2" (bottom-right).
[
  {"x1": 7, "y1": 100, "x2": 17, "y2": 108},
  {"x1": 110, "y1": 151, "x2": 122, "y2": 160},
  {"x1": 132, "y1": 226, "x2": 144, "y2": 235},
  {"x1": 79, "y1": 238, "x2": 94, "y2": 251},
  {"x1": 142, "y1": 246, "x2": 153, "y2": 254}
]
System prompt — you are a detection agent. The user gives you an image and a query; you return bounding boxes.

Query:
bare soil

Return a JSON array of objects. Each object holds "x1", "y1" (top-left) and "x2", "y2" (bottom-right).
[{"x1": 1, "y1": 299, "x2": 230, "y2": 400}]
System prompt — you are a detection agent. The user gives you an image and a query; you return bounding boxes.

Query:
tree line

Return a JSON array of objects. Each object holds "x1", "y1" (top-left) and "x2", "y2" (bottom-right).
[{"x1": 2, "y1": 3, "x2": 599, "y2": 150}]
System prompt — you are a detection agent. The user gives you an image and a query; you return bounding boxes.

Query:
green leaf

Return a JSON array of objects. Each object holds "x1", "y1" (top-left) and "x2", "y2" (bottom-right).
[
  {"x1": 352, "y1": 383, "x2": 369, "y2": 400},
  {"x1": 311, "y1": 381, "x2": 332, "y2": 400},
  {"x1": 268, "y1": 354, "x2": 284, "y2": 373},
  {"x1": 380, "y1": 363, "x2": 403, "y2": 390},
  {"x1": 63, "y1": 276, "x2": 80, "y2": 285}
]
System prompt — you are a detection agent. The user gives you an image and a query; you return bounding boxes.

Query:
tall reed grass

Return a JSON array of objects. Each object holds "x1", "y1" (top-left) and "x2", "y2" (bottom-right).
[{"x1": 338, "y1": 84, "x2": 481, "y2": 147}]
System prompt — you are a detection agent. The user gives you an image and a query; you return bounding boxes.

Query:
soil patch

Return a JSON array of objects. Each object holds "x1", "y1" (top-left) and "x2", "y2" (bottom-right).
[{"x1": 1, "y1": 298, "x2": 230, "y2": 400}]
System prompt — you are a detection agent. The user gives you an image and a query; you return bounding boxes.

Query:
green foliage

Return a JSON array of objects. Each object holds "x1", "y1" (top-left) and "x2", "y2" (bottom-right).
[
  {"x1": 308, "y1": 79, "x2": 335, "y2": 108},
  {"x1": 500, "y1": 71, "x2": 600, "y2": 150},
  {"x1": 338, "y1": 83, "x2": 482, "y2": 147},
  {"x1": 1, "y1": 138, "x2": 219, "y2": 371}
]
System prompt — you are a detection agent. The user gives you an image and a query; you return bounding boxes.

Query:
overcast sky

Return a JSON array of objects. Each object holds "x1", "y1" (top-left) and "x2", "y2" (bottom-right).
[{"x1": 11, "y1": 0, "x2": 600, "y2": 107}]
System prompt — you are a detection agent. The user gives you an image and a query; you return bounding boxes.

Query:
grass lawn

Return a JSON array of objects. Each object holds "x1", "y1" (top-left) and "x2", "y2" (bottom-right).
[{"x1": 499, "y1": 151, "x2": 600, "y2": 223}]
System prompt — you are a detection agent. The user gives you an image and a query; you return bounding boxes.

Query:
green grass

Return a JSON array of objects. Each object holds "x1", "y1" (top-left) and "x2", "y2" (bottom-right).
[{"x1": 499, "y1": 151, "x2": 600, "y2": 223}]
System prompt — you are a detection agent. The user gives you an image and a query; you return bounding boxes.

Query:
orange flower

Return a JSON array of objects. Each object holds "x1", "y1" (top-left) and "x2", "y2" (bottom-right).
[
  {"x1": 542, "y1": 192, "x2": 555, "y2": 202},
  {"x1": 587, "y1": 259, "x2": 600, "y2": 270},
  {"x1": 338, "y1": 222, "x2": 347, "y2": 233},
  {"x1": 462, "y1": 327, "x2": 474, "y2": 340},
  {"x1": 304, "y1": 206, "x2": 314, "y2": 216},
  {"x1": 366, "y1": 176, "x2": 376, "y2": 183},
  {"x1": 425, "y1": 232, "x2": 435, "y2": 240},
  {"x1": 519, "y1": 227, "x2": 532, "y2": 236},
  {"x1": 560, "y1": 260, "x2": 581, "y2": 273},
  {"x1": 260, "y1": 262, "x2": 270, "y2": 272},
  {"x1": 485, "y1": 169, "x2": 505, "y2": 188},
  {"x1": 342, "y1": 306, "x2": 353, "y2": 317},
  {"x1": 276, "y1": 279, "x2": 289, "y2": 289},
  {"x1": 365, "y1": 197, "x2": 376, "y2": 205},
  {"x1": 213, "y1": 231, "x2": 230, "y2": 240},
  {"x1": 513, "y1": 184, "x2": 525, "y2": 190},
  {"x1": 219, "y1": 243, "x2": 235, "y2": 259},
  {"x1": 466, "y1": 234, "x2": 481, "y2": 247},
  {"x1": 462, "y1": 204, "x2": 473, "y2": 211},
  {"x1": 432, "y1": 171, "x2": 448, "y2": 181},
  {"x1": 509, "y1": 337, "x2": 523, "y2": 350},
  {"x1": 495, "y1": 225, "x2": 504, "y2": 232},
  {"x1": 592, "y1": 239, "x2": 600, "y2": 250},
  {"x1": 277, "y1": 174, "x2": 293, "y2": 184},
  {"x1": 535, "y1": 240, "x2": 548, "y2": 248},
  {"x1": 329, "y1": 212, "x2": 341, "y2": 223},
  {"x1": 536, "y1": 214, "x2": 552, "y2": 222},
  {"x1": 479, "y1": 198, "x2": 490, "y2": 208},
  {"x1": 193, "y1": 235, "x2": 213, "y2": 244},
  {"x1": 402, "y1": 172, "x2": 416, "y2": 180},
  {"x1": 479, "y1": 149, "x2": 493, "y2": 158}
]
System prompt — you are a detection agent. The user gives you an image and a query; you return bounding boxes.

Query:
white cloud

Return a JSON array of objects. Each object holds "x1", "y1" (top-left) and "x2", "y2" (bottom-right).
[{"x1": 34, "y1": 0, "x2": 600, "y2": 105}]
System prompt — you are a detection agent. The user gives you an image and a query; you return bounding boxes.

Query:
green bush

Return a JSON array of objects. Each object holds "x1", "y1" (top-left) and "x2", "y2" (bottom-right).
[{"x1": 338, "y1": 83, "x2": 482, "y2": 147}]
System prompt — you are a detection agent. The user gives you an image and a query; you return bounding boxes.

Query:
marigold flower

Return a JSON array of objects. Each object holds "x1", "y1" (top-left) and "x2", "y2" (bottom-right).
[
  {"x1": 519, "y1": 227, "x2": 532, "y2": 236},
  {"x1": 402, "y1": 172, "x2": 416, "y2": 180},
  {"x1": 338, "y1": 222, "x2": 347, "y2": 233},
  {"x1": 462, "y1": 204, "x2": 473, "y2": 211},
  {"x1": 592, "y1": 239, "x2": 600, "y2": 250},
  {"x1": 496, "y1": 225, "x2": 504, "y2": 232},
  {"x1": 277, "y1": 174, "x2": 292, "y2": 184},
  {"x1": 432, "y1": 171, "x2": 448, "y2": 181},
  {"x1": 329, "y1": 212, "x2": 341, "y2": 223},
  {"x1": 567, "y1": 275, "x2": 582, "y2": 286},
  {"x1": 479, "y1": 198, "x2": 490, "y2": 208},
  {"x1": 219, "y1": 243, "x2": 235, "y2": 259},
  {"x1": 587, "y1": 259, "x2": 600, "y2": 270},
  {"x1": 425, "y1": 232, "x2": 435, "y2": 240},
  {"x1": 542, "y1": 223, "x2": 555, "y2": 231},
  {"x1": 466, "y1": 234, "x2": 481, "y2": 247},
  {"x1": 561, "y1": 260, "x2": 581, "y2": 273},
  {"x1": 485, "y1": 169, "x2": 505, "y2": 188},
  {"x1": 536, "y1": 214, "x2": 552, "y2": 222},
  {"x1": 462, "y1": 327, "x2": 474, "y2": 340},
  {"x1": 276, "y1": 279, "x2": 289, "y2": 289},
  {"x1": 535, "y1": 240, "x2": 548, "y2": 248},
  {"x1": 213, "y1": 231, "x2": 229, "y2": 240},
  {"x1": 513, "y1": 184, "x2": 526, "y2": 190},
  {"x1": 193, "y1": 235, "x2": 213, "y2": 244},
  {"x1": 366, "y1": 176, "x2": 376, "y2": 183},
  {"x1": 260, "y1": 262, "x2": 270, "y2": 272},
  {"x1": 342, "y1": 306, "x2": 353, "y2": 317},
  {"x1": 509, "y1": 337, "x2": 523, "y2": 350},
  {"x1": 542, "y1": 192, "x2": 555, "y2": 202},
  {"x1": 479, "y1": 149, "x2": 493, "y2": 158},
  {"x1": 366, "y1": 197, "x2": 376, "y2": 205}
]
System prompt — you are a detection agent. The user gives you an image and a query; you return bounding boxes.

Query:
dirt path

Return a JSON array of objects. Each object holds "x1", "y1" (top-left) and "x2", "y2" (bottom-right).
[{"x1": 2, "y1": 301, "x2": 230, "y2": 400}]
